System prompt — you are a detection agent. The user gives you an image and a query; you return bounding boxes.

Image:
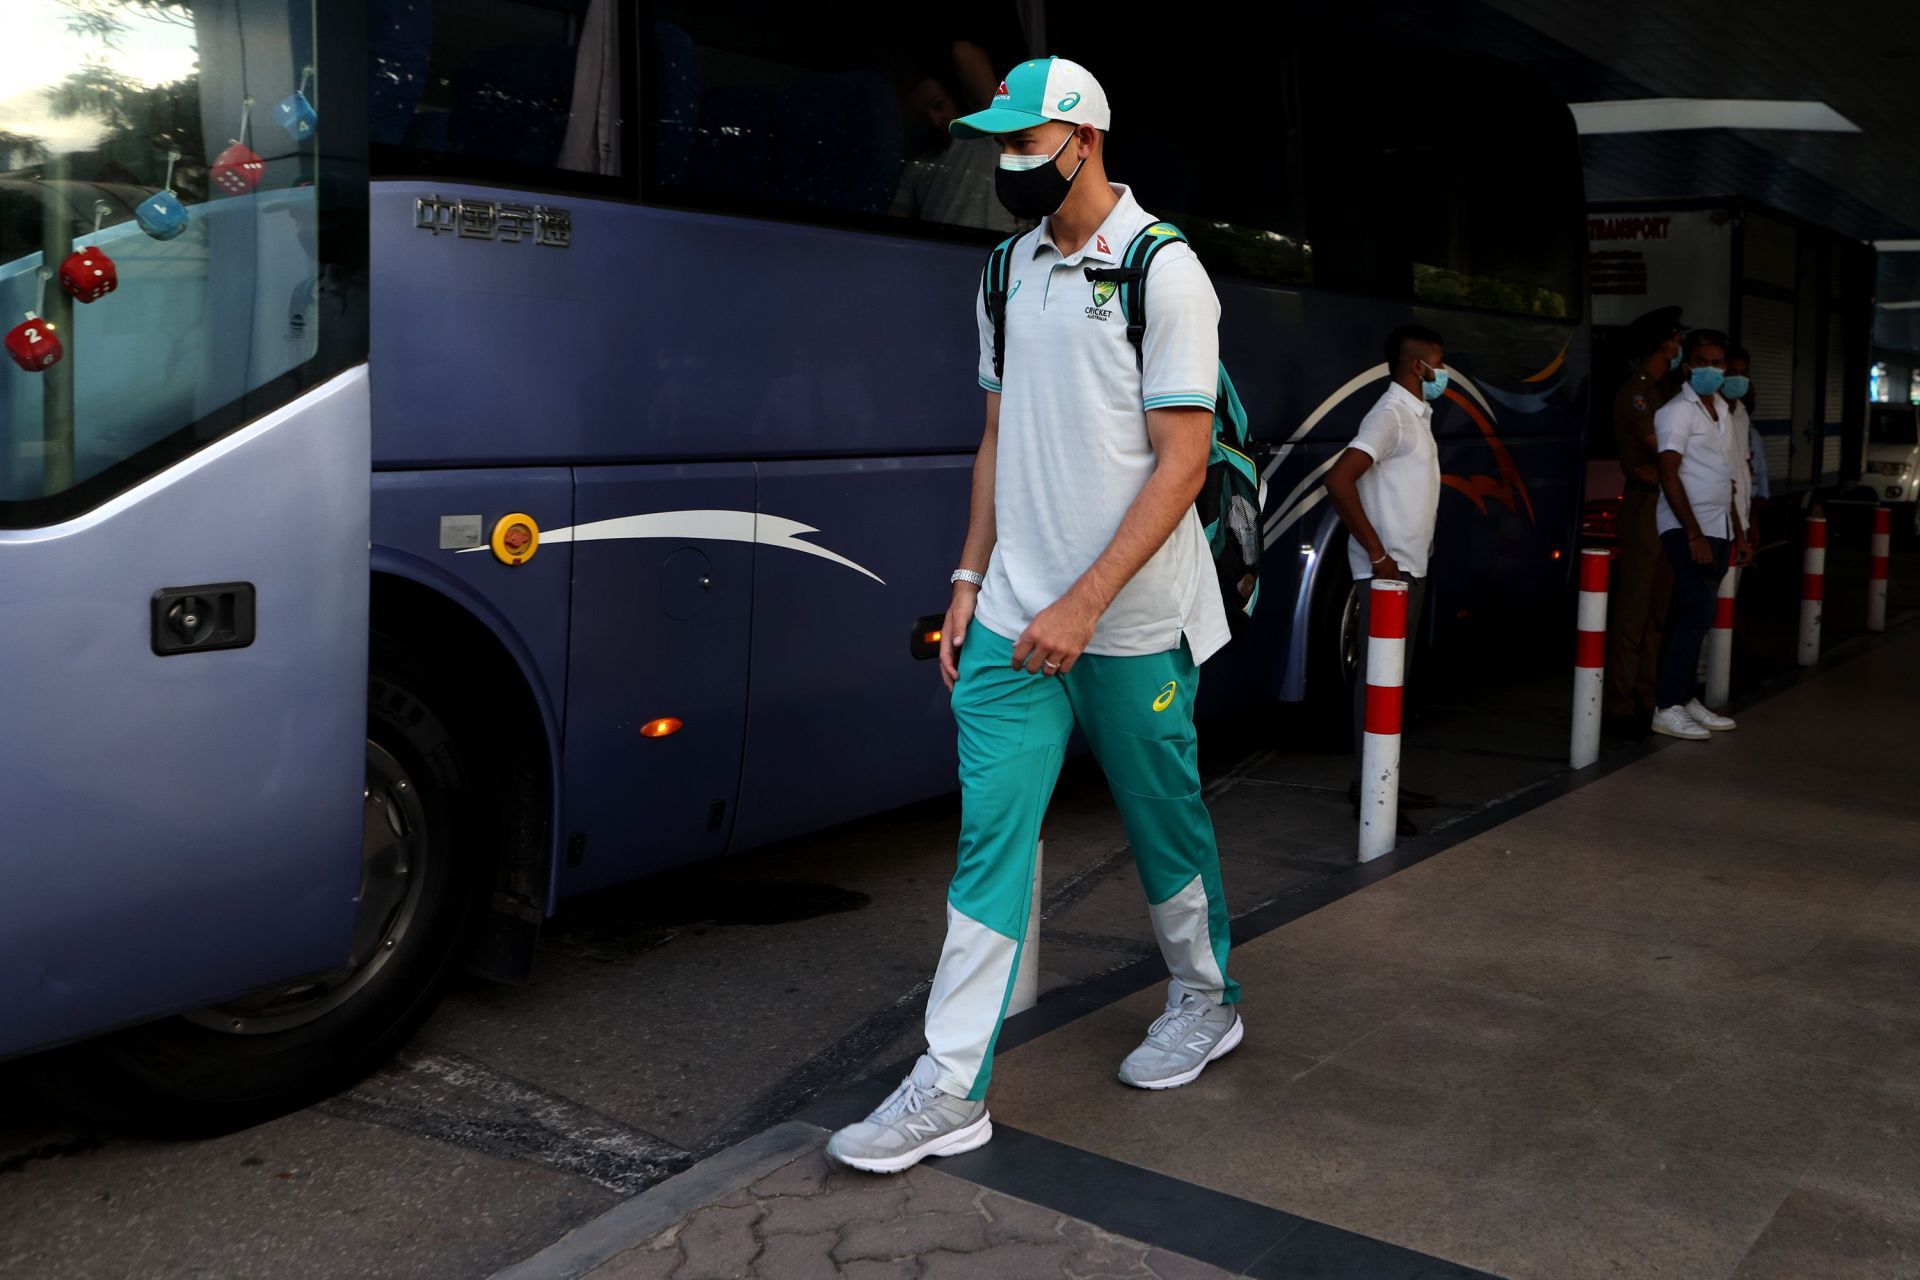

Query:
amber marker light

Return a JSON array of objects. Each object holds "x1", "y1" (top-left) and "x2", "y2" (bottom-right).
[
  {"x1": 639, "y1": 717, "x2": 683, "y2": 738},
  {"x1": 909, "y1": 614, "x2": 945, "y2": 660}
]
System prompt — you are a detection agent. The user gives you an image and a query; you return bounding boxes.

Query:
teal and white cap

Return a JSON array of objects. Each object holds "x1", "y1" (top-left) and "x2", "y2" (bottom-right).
[{"x1": 949, "y1": 56, "x2": 1111, "y2": 138}]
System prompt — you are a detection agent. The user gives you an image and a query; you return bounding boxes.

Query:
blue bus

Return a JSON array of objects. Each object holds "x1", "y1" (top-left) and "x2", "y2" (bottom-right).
[{"x1": 0, "y1": 1, "x2": 1585, "y2": 1130}]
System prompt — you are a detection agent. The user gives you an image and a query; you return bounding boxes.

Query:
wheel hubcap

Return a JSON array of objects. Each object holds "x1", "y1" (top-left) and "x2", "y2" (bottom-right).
[
  {"x1": 1338, "y1": 584, "x2": 1362, "y2": 689},
  {"x1": 184, "y1": 740, "x2": 428, "y2": 1035}
]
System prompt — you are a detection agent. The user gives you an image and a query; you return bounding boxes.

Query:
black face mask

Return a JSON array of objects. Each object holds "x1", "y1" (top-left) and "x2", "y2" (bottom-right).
[{"x1": 994, "y1": 131, "x2": 1085, "y2": 220}]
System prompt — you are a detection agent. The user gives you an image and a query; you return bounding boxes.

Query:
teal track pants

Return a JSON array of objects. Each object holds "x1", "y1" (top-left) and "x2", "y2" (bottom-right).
[{"x1": 924, "y1": 624, "x2": 1239, "y2": 1102}]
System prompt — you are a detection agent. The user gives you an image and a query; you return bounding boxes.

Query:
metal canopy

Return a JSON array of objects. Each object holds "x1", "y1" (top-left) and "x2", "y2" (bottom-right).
[{"x1": 1337, "y1": 0, "x2": 1920, "y2": 245}]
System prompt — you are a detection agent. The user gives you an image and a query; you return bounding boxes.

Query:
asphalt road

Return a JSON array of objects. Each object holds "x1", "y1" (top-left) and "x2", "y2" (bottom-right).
[{"x1": 2, "y1": 515, "x2": 1911, "y2": 1280}]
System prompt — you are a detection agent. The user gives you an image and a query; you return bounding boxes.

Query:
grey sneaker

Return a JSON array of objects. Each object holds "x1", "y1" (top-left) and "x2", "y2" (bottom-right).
[
  {"x1": 1118, "y1": 980, "x2": 1243, "y2": 1089},
  {"x1": 825, "y1": 1055, "x2": 991, "y2": 1174}
]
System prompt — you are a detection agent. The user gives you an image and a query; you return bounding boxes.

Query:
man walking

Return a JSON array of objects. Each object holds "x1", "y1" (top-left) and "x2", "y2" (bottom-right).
[
  {"x1": 1603, "y1": 307, "x2": 1684, "y2": 738},
  {"x1": 828, "y1": 56, "x2": 1240, "y2": 1174},
  {"x1": 1323, "y1": 325, "x2": 1446, "y2": 837},
  {"x1": 1652, "y1": 330, "x2": 1751, "y2": 739}
]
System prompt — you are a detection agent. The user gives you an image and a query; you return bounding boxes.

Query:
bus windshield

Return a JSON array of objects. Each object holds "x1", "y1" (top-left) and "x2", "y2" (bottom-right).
[{"x1": 1, "y1": 0, "x2": 350, "y2": 528}]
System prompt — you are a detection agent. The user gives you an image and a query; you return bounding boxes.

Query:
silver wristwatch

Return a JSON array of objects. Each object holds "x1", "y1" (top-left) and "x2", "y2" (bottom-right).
[{"x1": 950, "y1": 569, "x2": 985, "y2": 587}]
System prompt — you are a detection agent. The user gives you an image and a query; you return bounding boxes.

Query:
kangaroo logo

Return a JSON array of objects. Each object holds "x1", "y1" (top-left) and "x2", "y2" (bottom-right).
[{"x1": 1153, "y1": 681, "x2": 1178, "y2": 712}]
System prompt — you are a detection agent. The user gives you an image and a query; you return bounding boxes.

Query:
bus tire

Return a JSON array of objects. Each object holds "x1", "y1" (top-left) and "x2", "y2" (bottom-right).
[
  {"x1": 30, "y1": 643, "x2": 492, "y2": 1138},
  {"x1": 1304, "y1": 535, "x2": 1360, "y2": 736}
]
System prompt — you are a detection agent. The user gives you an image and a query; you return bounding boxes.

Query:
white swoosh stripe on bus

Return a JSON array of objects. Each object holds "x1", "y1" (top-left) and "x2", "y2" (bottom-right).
[
  {"x1": 457, "y1": 508, "x2": 885, "y2": 584},
  {"x1": 1261, "y1": 486, "x2": 1331, "y2": 550},
  {"x1": 1260, "y1": 362, "x2": 1390, "y2": 485},
  {"x1": 1258, "y1": 365, "x2": 1502, "y2": 549}
]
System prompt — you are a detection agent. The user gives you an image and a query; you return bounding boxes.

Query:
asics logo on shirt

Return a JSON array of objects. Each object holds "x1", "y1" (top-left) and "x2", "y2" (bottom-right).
[{"x1": 1153, "y1": 681, "x2": 1178, "y2": 712}]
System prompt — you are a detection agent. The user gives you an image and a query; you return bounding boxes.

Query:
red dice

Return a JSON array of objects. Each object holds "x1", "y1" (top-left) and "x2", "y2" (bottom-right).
[
  {"x1": 58, "y1": 248, "x2": 118, "y2": 302},
  {"x1": 211, "y1": 141, "x2": 265, "y2": 195},
  {"x1": 5, "y1": 314, "x2": 63, "y2": 372}
]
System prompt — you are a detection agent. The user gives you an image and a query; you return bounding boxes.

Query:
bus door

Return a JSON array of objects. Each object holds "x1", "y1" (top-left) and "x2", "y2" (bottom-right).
[
  {"x1": 560, "y1": 465, "x2": 757, "y2": 894},
  {"x1": 0, "y1": 1, "x2": 370, "y2": 1060}
]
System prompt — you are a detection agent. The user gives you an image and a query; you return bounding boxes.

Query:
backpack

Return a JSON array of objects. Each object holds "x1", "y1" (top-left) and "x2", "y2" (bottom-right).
[{"x1": 983, "y1": 222, "x2": 1265, "y2": 632}]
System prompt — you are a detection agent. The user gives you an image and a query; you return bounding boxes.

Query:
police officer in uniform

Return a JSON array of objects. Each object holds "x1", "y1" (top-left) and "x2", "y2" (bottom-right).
[{"x1": 1603, "y1": 307, "x2": 1685, "y2": 737}]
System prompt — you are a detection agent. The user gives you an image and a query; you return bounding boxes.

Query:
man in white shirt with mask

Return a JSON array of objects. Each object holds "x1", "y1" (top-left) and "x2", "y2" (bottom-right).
[
  {"x1": 1323, "y1": 325, "x2": 1446, "y2": 837},
  {"x1": 1651, "y1": 331, "x2": 1752, "y2": 739}
]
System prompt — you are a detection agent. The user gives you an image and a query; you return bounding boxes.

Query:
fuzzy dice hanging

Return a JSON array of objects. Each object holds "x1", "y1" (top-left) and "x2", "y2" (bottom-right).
[
  {"x1": 6, "y1": 270, "x2": 64, "y2": 372},
  {"x1": 274, "y1": 66, "x2": 318, "y2": 141},
  {"x1": 59, "y1": 202, "x2": 119, "y2": 303},
  {"x1": 136, "y1": 149, "x2": 190, "y2": 240},
  {"x1": 211, "y1": 97, "x2": 266, "y2": 196}
]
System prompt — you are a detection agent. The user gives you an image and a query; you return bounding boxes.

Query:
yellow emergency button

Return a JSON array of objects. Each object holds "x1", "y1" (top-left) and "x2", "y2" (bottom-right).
[{"x1": 491, "y1": 513, "x2": 540, "y2": 565}]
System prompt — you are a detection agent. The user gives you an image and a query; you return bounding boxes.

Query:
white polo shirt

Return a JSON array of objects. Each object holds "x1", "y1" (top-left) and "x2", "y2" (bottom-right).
[
  {"x1": 972, "y1": 184, "x2": 1230, "y2": 663},
  {"x1": 1345, "y1": 383, "x2": 1440, "y2": 580},
  {"x1": 1654, "y1": 384, "x2": 1735, "y2": 539}
]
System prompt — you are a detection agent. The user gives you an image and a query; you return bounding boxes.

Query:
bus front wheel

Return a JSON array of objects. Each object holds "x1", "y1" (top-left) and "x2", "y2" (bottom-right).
[
  {"x1": 32, "y1": 647, "x2": 491, "y2": 1137},
  {"x1": 1304, "y1": 537, "x2": 1361, "y2": 734}
]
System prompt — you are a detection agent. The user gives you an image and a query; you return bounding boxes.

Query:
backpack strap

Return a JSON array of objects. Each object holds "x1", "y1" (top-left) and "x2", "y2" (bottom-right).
[
  {"x1": 982, "y1": 232, "x2": 1021, "y2": 383},
  {"x1": 1084, "y1": 222, "x2": 1188, "y2": 371}
]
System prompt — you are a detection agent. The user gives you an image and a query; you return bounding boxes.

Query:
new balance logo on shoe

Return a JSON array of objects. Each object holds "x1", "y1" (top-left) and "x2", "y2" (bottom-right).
[
  {"x1": 1185, "y1": 1031, "x2": 1214, "y2": 1055},
  {"x1": 902, "y1": 1116, "x2": 944, "y2": 1140}
]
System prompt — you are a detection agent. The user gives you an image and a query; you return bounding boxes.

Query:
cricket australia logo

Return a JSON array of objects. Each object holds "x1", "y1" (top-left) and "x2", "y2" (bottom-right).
[{"x1": 1091, "y1": 278, "x2": 1117, "y2": 308}]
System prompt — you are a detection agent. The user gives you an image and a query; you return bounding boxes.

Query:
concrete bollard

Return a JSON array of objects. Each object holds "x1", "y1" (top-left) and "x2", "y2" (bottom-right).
[
  {"x1": 1704, "y1": 567, "x2": 1737, "y2": 708},
  {"x1": 1799, "y1": 513, "x2": 1825, "y2": 667},
  {"x1": 1868, "y1": 506, "x2": 1890, "y2": 634},
  {"x1": 1570, "y1": 548, "x2": 1610, "y2": 769},
  {"x1": 1008, "y1": 837, "x2": 1042, "y2": 1015},
  {"x1": 1359, "y1": 579, "x2": 1409, "y2": 862}
]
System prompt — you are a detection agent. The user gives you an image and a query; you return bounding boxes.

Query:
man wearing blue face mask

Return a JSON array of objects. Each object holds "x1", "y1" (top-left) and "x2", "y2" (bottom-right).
[
  {"x1": 1650, "y1": 330, "x2": 1753, "y2": 740},
  {"x1": 1720, "y1": 346, "x2": 1761, "y2": 533},
  {"x1": 1324, "y1": 325, "x2": 1447, "y2": 833}
]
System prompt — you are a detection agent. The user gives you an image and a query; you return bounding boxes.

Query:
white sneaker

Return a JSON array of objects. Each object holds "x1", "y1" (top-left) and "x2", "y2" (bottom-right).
[
  {"x1": 1684, "y1": 699, "x2": 1736, "y2": 731},
  {"x1": 825, "y1": 1055, "x2": 991, "y2": 1174},
  {"x1": 1652, "y1": 705, "x2": 1711, "y2": 740},
  {"x1": 1117, "y1": 980, "x2": 1243, "y2": 1089}
]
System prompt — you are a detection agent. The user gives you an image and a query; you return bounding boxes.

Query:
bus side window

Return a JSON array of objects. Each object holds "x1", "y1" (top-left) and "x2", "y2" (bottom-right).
[
  {"x1": 1045, "y1": 3, "x2": 1312, "y2": 287},
  {"x1": 371, "y1": 0, "x2": 626, "y2": 183},
  {"x1": 1304, "y1": 45, "x2": 1581, "y2": 318},
  {"x1": 643, "y1": 2, "x2": 1030, "y2": 235}
]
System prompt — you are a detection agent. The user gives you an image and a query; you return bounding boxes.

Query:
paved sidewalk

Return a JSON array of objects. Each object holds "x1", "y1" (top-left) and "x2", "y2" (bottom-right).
[{"x1": 493, "y1": 1123, "x2": 1229, "y2": 1280}]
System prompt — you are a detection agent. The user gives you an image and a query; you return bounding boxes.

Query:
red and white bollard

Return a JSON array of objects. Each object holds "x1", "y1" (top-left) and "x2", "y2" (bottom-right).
[
  {"x1": 1868, "y1": 506, "x2": 1890, "y2": 634},
  {"x1": 1570, "y1": 548, "x2": 1610, "y2": 769},
  {"x1": 1704, "y1": 567, "x2": 1737, "y2": 709},
  {"x1": 1360, "y1": 579, "x2": 1409, "y2": 861},
  {"x1": 1799, "y1": 513, "x2": 1825, "y2": 667}
]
